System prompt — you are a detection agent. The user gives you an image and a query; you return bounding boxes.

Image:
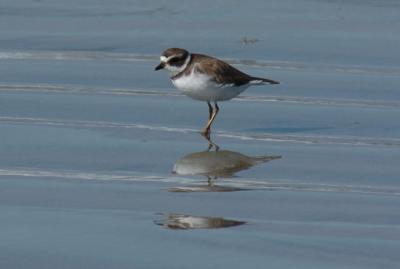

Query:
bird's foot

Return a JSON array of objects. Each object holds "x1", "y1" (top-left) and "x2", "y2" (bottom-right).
[
  {"x1": 200, "y1": 129, "x2": 219, "y2": 151},
  {"x1": 201, "y1": 128, "x2": 211, "y2": 137}
]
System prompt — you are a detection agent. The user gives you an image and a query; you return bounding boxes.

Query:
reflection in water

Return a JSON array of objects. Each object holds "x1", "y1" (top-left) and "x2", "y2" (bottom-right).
[
  {"x1": 155, "y1": 213, "x2": 246, "y2": 230},
  {"x1": 168, "y1": 184, "x2": 247, "y2": 192},
  {"x1": 173, "y1": 150, "x2": 281, "y2": 178},
  {"x1": 170, "y1": 134, "x2": 281, "y2": 192}
]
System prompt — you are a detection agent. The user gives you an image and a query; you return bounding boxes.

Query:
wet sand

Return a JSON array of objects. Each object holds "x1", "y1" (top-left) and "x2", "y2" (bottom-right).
[{"x1": 1, "y1": 0, "x2": 400, "y2": 268}]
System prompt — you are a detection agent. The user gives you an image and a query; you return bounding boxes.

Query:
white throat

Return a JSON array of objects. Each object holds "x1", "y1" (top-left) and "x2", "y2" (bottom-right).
[{"x1": 162, "y1": 54, "x2": 191, "y2": 77}]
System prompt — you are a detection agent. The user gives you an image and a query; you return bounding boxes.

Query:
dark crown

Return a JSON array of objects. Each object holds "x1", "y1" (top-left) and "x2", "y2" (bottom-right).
[{"x1": 162, "y1": 48, "x2": 189, "y2": 58}]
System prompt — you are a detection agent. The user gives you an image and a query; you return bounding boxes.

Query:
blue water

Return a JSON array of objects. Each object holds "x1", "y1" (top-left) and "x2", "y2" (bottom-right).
[{"x1": 1, "y1": 0, "x2": 400, "y2": 268}]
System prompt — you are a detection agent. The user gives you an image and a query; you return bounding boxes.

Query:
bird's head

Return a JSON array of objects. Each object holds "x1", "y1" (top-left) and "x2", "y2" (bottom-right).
[{"x1": 155, "y1": 48, "x2": 190, "y2": 76}]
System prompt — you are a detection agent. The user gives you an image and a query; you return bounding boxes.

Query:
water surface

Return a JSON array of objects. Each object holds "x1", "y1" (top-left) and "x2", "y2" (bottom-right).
[{"x1": 1, "y1": 0, "x2": 400, "y2": 268}]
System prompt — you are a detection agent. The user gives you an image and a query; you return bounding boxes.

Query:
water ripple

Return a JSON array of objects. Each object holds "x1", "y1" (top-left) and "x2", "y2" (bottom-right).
[
  {"x1": 1, "y1": 50, "x2": 400, "y2": 76},
  {"x1": 1, "y1": 116, "x2": 399, "y2": 147},
  {"x1": 1, "y1": 83, "x2": 399, "y2": 109},
  {"x1": 0, "y1": 168, "x2": 399, "y2": 197}
]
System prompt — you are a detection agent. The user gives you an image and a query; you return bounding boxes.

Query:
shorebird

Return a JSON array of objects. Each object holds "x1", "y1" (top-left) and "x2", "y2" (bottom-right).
[{"x1": 155, "y1": 48, "x2": 279, "y2": 135}]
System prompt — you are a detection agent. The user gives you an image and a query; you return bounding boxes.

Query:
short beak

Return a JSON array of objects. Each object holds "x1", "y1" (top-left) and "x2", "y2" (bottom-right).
[{"x1": 155, "y1": 62, "x2": 165, "y2": 71}]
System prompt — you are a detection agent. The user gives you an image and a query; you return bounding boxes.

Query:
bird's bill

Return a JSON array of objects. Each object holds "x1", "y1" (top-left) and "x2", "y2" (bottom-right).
[{"x1": 155, "y1": 62, "x2": 165, "y2": 71}]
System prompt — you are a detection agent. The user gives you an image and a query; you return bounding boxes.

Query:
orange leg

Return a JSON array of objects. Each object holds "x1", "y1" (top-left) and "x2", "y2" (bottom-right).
[
  {"x1": 202, "y1": 102, "x2": 219, "y2": 135},
  {"x1": 207, "y1": 102, "x2": 213, "y2": 120}
]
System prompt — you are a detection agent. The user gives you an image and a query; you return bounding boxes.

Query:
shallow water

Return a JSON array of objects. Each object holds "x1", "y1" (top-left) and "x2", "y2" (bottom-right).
[{"x1": 1, "y1": 0, "x2": 400, "y2": 268}]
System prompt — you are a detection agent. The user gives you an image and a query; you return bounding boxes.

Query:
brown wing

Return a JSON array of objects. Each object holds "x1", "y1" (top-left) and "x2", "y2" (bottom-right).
[{"x1": 190, "y1": 54, "x2": 253, "y2": 86}]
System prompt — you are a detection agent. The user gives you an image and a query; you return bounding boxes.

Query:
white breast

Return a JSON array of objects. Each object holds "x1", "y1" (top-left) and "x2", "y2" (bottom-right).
[{"x1": 171, "y1": 71, "x2": 249, "y2": 102}]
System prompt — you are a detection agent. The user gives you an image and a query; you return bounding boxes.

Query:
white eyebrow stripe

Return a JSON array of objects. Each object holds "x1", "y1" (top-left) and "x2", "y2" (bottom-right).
[{"x1": 160, "y1": 56, "x2": 168, "y2": 62}]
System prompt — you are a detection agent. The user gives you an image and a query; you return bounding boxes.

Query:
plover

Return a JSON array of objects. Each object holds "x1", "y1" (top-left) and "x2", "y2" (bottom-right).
[{"x1": 155, "y1": 48, "x2": 279, "y2": 135}]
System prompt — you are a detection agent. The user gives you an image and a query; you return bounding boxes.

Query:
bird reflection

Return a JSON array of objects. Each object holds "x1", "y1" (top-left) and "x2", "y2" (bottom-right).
[
  {"x1": 170, "y1": 134, "x2": 281, "y2": 192},
  {"x1": 155, "y1": 213, "x2": 246, "y2": 230}
]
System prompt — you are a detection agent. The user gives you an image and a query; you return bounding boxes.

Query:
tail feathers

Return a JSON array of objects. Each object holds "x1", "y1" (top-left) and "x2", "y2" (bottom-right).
[
  {"x1": 251, "y1": 155, "x2": 282, "y2": 164},
  {"x1": 250, "y1": 76, "x2": 280, "y2": 85}
]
